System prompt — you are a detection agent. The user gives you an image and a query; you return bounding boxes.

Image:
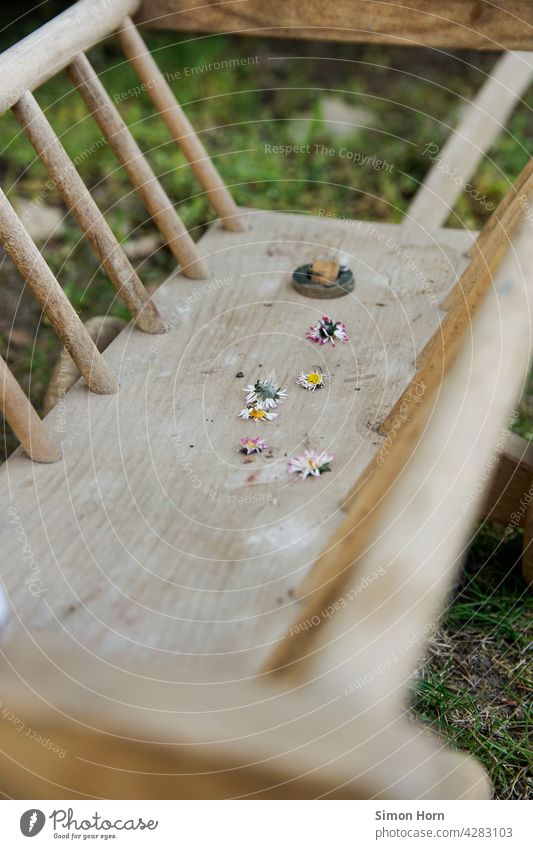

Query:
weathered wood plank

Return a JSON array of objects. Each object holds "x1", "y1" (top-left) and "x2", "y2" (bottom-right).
[{"x1": 136, "y1": 1, "x2": 533, "y2": 50}]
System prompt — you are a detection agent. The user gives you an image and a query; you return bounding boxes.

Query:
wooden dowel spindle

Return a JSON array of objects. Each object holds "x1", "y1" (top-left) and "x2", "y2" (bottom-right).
[
  {"x1": 0, "y1": 190, "x2": 117, "y2": 396},
  {"x1": 68, "y1": 53, "x2": 208, "y2": 279},
  {"x1": 0, "y1": 355, "x2": 62, "y2": 463},
  {"x1": 116, "y1": 17, "x2": 246, "y2": 233},
  {"x1": 11, "y1": 90, "x2": 165, "y2": 334}
]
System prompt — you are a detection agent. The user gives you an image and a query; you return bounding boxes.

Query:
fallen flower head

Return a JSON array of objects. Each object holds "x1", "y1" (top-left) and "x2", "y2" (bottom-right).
[
  {"x1": 239, "y1": 405, "x2": 278, "y2": 423},
  {"x1": 297, "y1": 368, "x2": 327, "y2": 390},
  {"x1": 287, "y1": 450, "x2": 334, "y2": 479},
  {"x1": 240, "y1": 436, "x2": 268, "y2": 454},
  {"x1": 244, "y1": 377, "x2": 287, "y2": 410}
]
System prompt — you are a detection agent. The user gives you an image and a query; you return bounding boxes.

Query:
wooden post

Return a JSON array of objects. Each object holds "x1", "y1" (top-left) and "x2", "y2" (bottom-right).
[
  {"x1": 0, "y1": 190, "x2": 117, "y2": 396},
  {"x1": 0, "y1": 355, "x2": 61, "y2": 463},
  {"x1": 68, "y1": 53, "x2": 208, "y2": 279},
  {"x1": 11, "y1": 90, "x2": 165, "y2": 335},
  {"x1": 116, "y1": 17, "x2": 246, "y2": 233}
]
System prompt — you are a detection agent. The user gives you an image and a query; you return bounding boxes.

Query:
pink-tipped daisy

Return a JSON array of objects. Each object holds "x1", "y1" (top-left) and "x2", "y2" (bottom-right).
[
  {"x1": 244, "y1": 377, "x2": 287, "y2": 410},
  {"x1": 306, "y1": 315, "x2": 349, "y2": 346},
  {"x1": 240, "y1": 436, "x2": 268, "y2": 455},
  {"x1": 287, "y1": 450, "x2": 334, "y2": 479},
  {"x1": 297, "y1": 367, "x2": 327, "y2": 391},
  {"x1": 239, "y1": 405, "x2": 277, "y2": 423}
]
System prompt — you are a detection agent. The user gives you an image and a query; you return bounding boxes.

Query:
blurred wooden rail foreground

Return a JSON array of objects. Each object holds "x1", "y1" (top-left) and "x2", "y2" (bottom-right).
[{"x1": 0, "y1": 0, "x2": 532, "y2": 799}]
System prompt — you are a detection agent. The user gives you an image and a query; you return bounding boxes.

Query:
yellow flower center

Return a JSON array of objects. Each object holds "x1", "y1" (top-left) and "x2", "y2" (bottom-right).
[
  {"x1": 250, "y1": 408, "x2": 266, "y2": 419},
  {"x1": 307, "y1": 372, "x2": 321, "y2": 384}
]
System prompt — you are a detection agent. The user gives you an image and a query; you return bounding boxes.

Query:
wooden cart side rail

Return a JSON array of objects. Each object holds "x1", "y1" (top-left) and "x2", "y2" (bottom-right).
[
  {"x1": 378, "y1": 161, "x2": 533, "y2": 437},
  {"x1": 264, "y1": 183, "x2": 533, "y2": 675}
]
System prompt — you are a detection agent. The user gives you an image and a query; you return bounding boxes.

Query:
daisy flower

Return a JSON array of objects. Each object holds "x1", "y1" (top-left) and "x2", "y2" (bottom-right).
[
  {"x1": 239, "y1": 405, "x2": 277, "y2": 423},
  {"x1": 297, "y1": 368, "x2": 327, "y2": 391},
  {"x1": 244, "y1": 377, "x2": 287, "y2": 410},
  {"x1": 240, "y1": 436, "x2": 268, "y2": 455},
  {"x1": 287, "y1": 450, "x2": 334, "y2": 479},
  {"x1": 306, "y1": 315, "x2": 349, "y2": 346}
]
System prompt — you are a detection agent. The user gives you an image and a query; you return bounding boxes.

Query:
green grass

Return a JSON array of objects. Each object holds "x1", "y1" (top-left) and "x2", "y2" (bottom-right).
[{"x1": 0, "y1": 30, "x2": 531, "y2": 797}]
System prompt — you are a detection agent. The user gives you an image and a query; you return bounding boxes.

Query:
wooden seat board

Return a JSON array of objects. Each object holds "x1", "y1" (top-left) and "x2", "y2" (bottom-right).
[{"x1": 0, "y1": 210, "x2": 473, "y2": 683}]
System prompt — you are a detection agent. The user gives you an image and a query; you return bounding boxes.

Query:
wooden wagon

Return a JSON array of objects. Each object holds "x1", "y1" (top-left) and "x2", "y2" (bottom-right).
[{"x1": 0, "y1": 0, "x2": 532, "y2": 799}]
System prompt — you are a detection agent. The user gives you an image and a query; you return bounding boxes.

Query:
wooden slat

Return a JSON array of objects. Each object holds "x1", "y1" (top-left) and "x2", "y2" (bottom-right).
[
  {"x1": 407, "y1": 52, "x2": 533, "y2": 230},
  {"x1": 68, "y1": 53, "x2": 209, "y2": 279},
  {"x1": 0, "y1": 190, "x2": 117, "y2": 396},
  {"x1": 0, "y1": 355, "x2": 61, "y2": 463},
  {"x1": 136, "y1": 0, "x2": 533, "y2": 50},
  {"x1": 0, "y1": 0, "x2": 140, "y2": 114},
  {"x1": 12, "y1": 90, "x2": 165, "y2": 334},
  {"x1": 117, "y1": 17, "x2": 246, "y2": 232}
]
